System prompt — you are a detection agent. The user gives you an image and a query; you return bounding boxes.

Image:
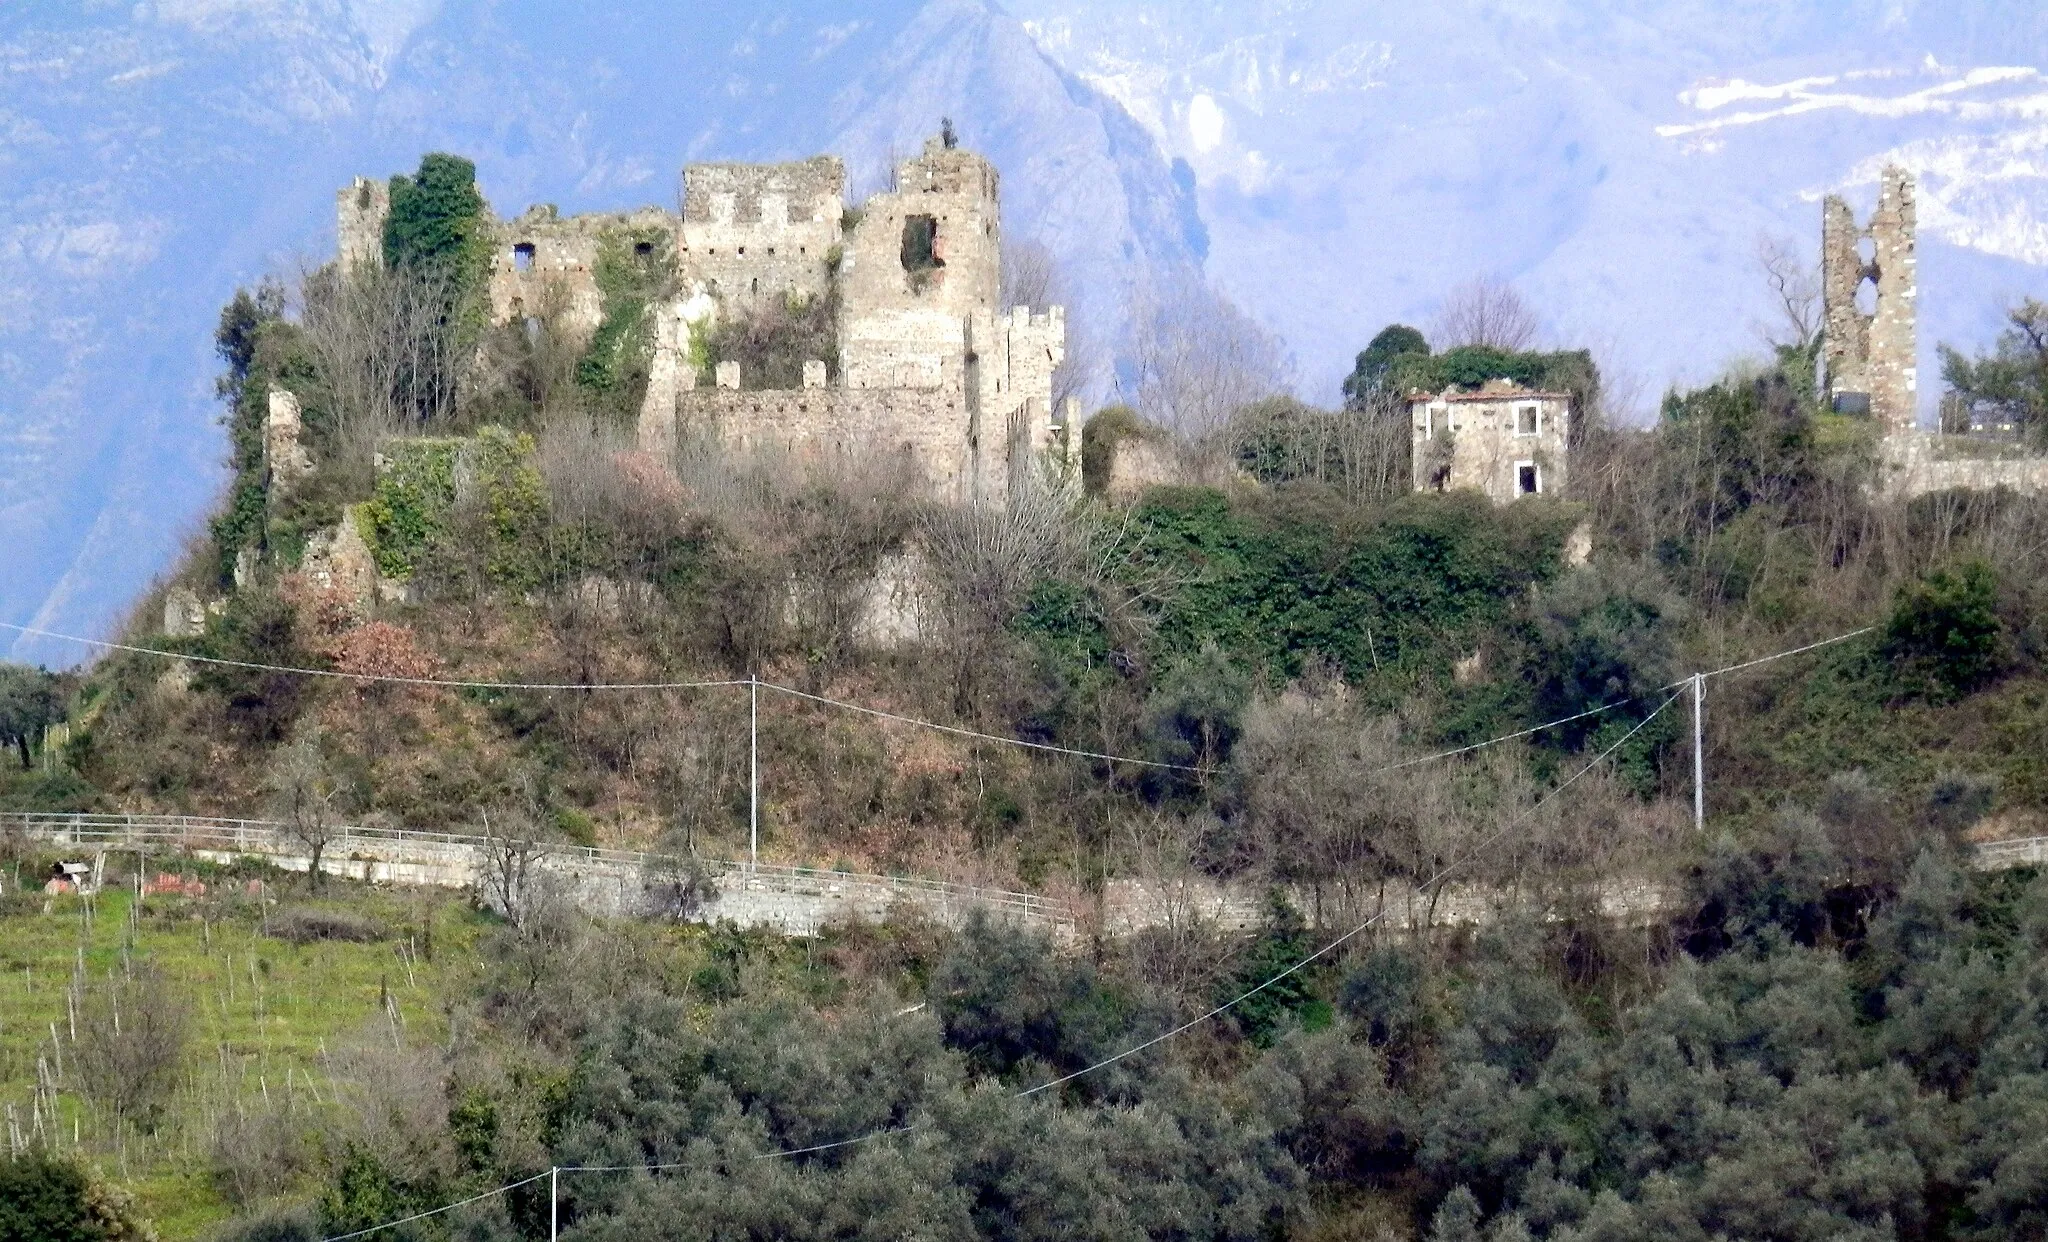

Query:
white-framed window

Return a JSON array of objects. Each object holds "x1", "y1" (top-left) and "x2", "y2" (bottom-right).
[
  {"x1": 1515, "y1": 461, "x2": 1541, "y2": 496},
  {"x1": 1515, "y1": 404, "x2": 1541, "y2": 437}
]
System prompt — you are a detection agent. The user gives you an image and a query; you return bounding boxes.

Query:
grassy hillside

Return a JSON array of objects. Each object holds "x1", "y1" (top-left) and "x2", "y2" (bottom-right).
[{"x1": 0, "y1": 850, "x2": 484, "y2": 1237}]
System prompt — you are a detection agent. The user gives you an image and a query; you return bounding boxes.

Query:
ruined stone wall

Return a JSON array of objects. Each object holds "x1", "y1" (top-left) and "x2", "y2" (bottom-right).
[
  {"x1": 485, "y1": 206, "x2": 673, "y2": 341},
  {"x1": 1410, "y1": 388, "x2": 1570, "y2": 504},
  {"x1": 679, "y1": 157, "x2": 843, "y2": 308},
  {"x1": 1823, "y1": 166, "x2": 1918, "y2": 436},
  {"x1": 670, "y1": 383, "x2": 977, "y2": 496},
  {"x1": 967, "y1": 305, "x2": 1068, "y2": 504},
  {"x1": 336, "y1": 176, "x2": 389, "y2": 271},
  {"x1": 265, "y1": 388, "x2": 312, "y2": 487},
  {"x1": 1879, "y1": 435, "x2": 2048, "y2": 499},
  {"x1": 839, "y1": 140, "x2": 1001, "y2": 391}
]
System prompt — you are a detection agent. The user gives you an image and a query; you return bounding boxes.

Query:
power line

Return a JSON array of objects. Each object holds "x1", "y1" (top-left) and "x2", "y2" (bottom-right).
[
  {"x1": 1015, "y1": 690, "x2": 1684, "y2": 1098},
  {"x1": 315, "y1": 690, "x2": 1686, "y2": 1242},
  {"x1": 765, "y1": 682, "x2": 1206, "y2": 772},
  {"x1": 1686, "y1": 626, "x2": 1875, "y2": 681},
  {"x1": 319, "y1": 1169, "x2": 554, "y2": 1242},
  {"x1": 0, "y1": 622, "x2": 750, "y2": 692}
]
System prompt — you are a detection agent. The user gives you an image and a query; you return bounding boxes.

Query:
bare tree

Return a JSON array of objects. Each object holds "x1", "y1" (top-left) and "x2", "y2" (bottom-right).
[
  {"x1": 1227, "y1": 389, "x2": 1411, "y2": 503},
  {"x1": 478, "y1": 798, "x2": 551, "y2": 931},
  {"x1": 1002, "y1": 235, "x2": 1107, "y2": 415},
  {"x1": 1433, "y1": 276, "x2": 1541, "y2": 353},
  {"x1": 266, "y1": 727, "x2": 344, "y2": 891},
  {"x1": 1755, "y1": 232, "x2": 1822, "y2": 354},
  {"x1": 1123, "y1": 271, "x2": 1292, "y2": 440},
  {"x1": 73, "y1": 965, "x2": 192, "y2": 1133},
  {"x1": 297, "y1": 260, "x2": 470, "y2": 466}
]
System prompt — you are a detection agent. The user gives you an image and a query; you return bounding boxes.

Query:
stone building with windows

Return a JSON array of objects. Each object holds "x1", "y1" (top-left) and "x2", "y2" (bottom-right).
[{"x1": 1409, "y1": 380, "x2": 1571, "y2": 504}]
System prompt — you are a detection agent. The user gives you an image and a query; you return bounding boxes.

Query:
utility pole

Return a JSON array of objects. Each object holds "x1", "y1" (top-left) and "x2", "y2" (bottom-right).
[
  {"x1": 1692, "y1": 672, "x2": 1705, "y2": 831},
  {"x1": 550, "y1": 1166, "x2": 558, "y2": 1242},
  {"x1": 749, "y1": 675, "x2": 759, "y2": 873}
]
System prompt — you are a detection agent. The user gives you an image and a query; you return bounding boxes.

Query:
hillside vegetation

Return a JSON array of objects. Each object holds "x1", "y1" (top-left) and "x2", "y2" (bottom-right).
[{"x1": 4, "y1": 152, "x2": 2048, "y2": 1242}]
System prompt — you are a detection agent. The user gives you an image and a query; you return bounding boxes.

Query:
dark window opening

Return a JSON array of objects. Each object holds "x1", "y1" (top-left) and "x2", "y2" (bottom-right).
[
  {"x1": 1517, "y1": 464, "x2": 1539, "y2": 496},
  {"x1": 512, "y1": 243, "x2": 535, "y2": 272},
  {"x1": 750, "y1": 277, "x2": 759, "y2": 295},
  {"x1": 901, "y1": 214, "x2": 943, "y2": 290},
  {"x1": 767, "y1": 246, "x2": 777, "y2": 256},
  {"x1": 634, "y1": 240, "x2": 654, "y2": 259}
]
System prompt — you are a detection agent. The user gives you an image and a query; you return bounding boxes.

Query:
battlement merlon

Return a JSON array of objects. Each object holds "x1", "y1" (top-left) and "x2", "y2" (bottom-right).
[{"x1": 680, "y1": 156, "x2": 845, "y2": 225}]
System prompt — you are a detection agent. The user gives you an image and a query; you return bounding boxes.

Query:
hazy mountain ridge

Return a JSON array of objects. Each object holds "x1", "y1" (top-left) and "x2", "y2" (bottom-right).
[{"x1": 1006, "y1": 1, "x2": 2048, "y2": 406}]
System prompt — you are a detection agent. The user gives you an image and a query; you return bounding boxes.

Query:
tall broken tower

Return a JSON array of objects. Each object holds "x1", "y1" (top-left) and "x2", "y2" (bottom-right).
[{"x1": 1821, "y1": 166, "x2": 1918, "y2": 437}]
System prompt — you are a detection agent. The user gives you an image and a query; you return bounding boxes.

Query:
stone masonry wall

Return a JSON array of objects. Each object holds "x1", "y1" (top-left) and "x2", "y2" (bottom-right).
[
  {"x1": 1823, "y1": 165, "x2": 1918, "y2": 437},
  {"x1": 1879, "y1": 435, "x2": 2048, "y2": 499},
  {"x1": 679, "y1": 157, "x2": 843, "y2": 309},
  {"x1": 1411, "y1": 387, "x2": 1571, "y2": 504},
  {"x1": 486, "y1": 206, "x2": 673, "y2": 341},
  {"x1": 839, "y1": 139, "x2": 1001, "y2": 392},
  {"x1": 336, "y1": 176, "x2": 389, "y2": 271},
  {"x1": 672, "y1": 383, "x2": 974, "y2": 494}
]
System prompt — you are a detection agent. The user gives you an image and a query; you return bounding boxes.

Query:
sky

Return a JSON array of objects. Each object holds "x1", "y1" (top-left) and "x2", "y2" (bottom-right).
[{"x1": 2, "y1": 0, "x2": 2045, "y2": 667}]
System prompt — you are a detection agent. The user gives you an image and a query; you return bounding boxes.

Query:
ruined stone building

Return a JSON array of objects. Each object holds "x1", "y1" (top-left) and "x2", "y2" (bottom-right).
[
  {"x1": 1409, "y1": 381, "x2": 1571, "y2": 504},
  {"x1": 335, "y1": 137, "x2": 1073, "y2": 508},
  {"x1": 1822, "y1": 166, "x2": 2048, "y2": 497}
]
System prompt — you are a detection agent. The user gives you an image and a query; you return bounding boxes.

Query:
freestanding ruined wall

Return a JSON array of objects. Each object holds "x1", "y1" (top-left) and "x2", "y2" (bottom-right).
[
  {"x1": 336, "y1": 176, "x2": 390, "y2": 271},
  {"x1": 1823, "y1": 166, "x2": 1918, "y2": 437},
  {"x1": 839, "y1": 139, "x2": 1002, "y2": 392},
  {"x1": 1820, "y1": 167, "x2": 2048, "y2": 498}
]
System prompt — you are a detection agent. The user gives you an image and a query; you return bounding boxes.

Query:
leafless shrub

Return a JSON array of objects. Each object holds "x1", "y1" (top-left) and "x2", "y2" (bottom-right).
[
  {"x1": 210, "y1": 1096, "x2": 310, "y2": 1205},
  {"x1": 319, "y1": 1033, "x2": 458, "y2": 1181},
  {"x1": 266, "y1": 906, "x2": 388, "y2": 944},
  {"x1": 476, "y1": 275, "x2": 586, "y2": 412},
  {"x1": 1433, "y1": 276, "x2": 1540, "y2": 353},
  {"x1": 1226, "y1": 390, "x2": 1411, "y2": 502},
  {"x1": 72, "y1": 964, "x2": 192, "y2": 1132},
  {"x1": 670, "y1": 442, "x2": 923, "y2": 677}
]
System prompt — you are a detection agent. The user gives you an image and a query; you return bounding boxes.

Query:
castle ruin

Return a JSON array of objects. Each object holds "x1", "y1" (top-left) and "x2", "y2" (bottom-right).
[
  {"x1": 336, "y1": 137, "x2": 1073, "y2": 508},
  {"x1": 1822, "y1": 166, "x2": 2048, "y2": 498}
]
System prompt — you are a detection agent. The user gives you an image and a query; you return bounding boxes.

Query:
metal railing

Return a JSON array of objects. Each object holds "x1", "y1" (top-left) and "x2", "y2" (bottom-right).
[{"x1": 0, "y1": 811, "x2": 1068, "y2": 921}]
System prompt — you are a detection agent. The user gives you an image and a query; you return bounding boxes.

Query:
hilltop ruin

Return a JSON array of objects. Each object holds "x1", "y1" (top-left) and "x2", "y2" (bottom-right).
[
  {"x1": 337, "y1": 136, "x2": 1074, "y2": 508},
  {"x1": 1822, "y1": 166, "x2": 2048, "y2": 498}
]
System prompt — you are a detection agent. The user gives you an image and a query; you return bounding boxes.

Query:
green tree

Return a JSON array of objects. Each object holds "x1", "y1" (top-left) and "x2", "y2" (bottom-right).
[
  {"x1": 382, "y1": 153, "x2": 490, "y2": 282},
  {"x1": 0, "y1": 663, "x2": 62, "y2": 769},
  {"x1": 1939, "y1": 297, "x2": 2048, "y2": 444},
  {"x1": 1884, "y1": 559, "x2": 2004, "y2": 700},
  {"x1": 1342, "y1": 324, "x2": 1429, "y2": 409},
  {"x1": 0, "y1": 1152, "x2": 153, "y2": 1242}
]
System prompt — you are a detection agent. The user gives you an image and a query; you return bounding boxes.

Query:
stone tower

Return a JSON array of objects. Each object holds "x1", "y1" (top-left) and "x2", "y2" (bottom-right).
[
  {"x1": 337, "y1": 176, "x2": 390, "y2": 271},
  {"x1": 1822, "y1": 165, "x2": 1918, "y2": 437},
  {"x1": 838, "y1": 137, "x2": 1002, "y2": 390}
]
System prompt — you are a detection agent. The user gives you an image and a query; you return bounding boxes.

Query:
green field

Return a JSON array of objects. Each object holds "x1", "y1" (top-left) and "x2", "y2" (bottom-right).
[{"x1": 0, "y1": 850, "x2": 488, "y2": 1238}]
